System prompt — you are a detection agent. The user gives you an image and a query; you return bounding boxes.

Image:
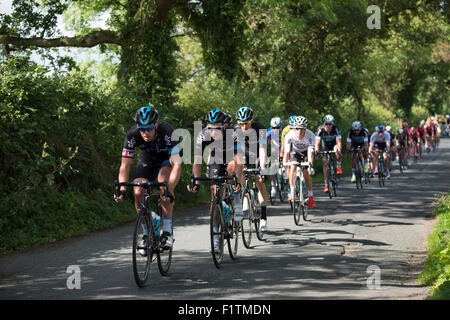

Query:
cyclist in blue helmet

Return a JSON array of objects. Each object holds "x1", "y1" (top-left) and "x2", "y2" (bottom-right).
[
  {"x1": 115, "y1": 105, "x2": 182, "y2": 250},
  {"x1": 235, "y1": 106, "x2": 269, "y2": 232},
  {"x1": 189, "y1": 108, "x2": 245, "y2": 253}
]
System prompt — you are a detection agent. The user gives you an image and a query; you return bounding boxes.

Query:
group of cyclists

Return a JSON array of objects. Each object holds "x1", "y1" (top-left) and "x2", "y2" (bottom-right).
[{"x1": 114, "y1": 105, "x2": 448, "y2": 255}]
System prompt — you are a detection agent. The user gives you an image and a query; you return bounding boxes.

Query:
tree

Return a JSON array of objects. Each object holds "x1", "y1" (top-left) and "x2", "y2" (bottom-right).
[{"x1": 0, "y1": 0, "x2": 247, "y2": 106}]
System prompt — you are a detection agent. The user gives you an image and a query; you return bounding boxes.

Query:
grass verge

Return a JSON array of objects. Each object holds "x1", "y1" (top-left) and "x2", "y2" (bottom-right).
[{"x1": 419, "y1": 192, "x2": 450, "y2": 300}]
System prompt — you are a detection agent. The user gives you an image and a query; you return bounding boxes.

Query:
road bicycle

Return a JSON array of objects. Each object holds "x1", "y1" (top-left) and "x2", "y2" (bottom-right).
[
  {"x1": 190, "y1": 175, "x2": 240, "y2": 268},
  {"x1": 320, "y1": 150, "x2": 339, "y2": 198},
  {"x1": 114, "y1": 180, "x2": 174, "y2": 287},
  {"x1": 284, "y1": 161, "x2": 311, "y2": 225},
  {"x1": 241, "y1": 168, "x2": 264, "y2": 248},
  {"x1": 350, "y1": 146, "x2": 365, "y2": 190},
  {"x1": 373, "y1": 149, "x2": 387, "y2": 187},
  {"x1": 397, "y1": 144, "x2": 407, "y2": 173}
]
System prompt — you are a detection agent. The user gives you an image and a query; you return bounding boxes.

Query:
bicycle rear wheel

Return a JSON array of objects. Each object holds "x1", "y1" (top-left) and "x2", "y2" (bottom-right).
[
  {"x1": 356, "y1": 158, "x2": 363, "y2": 190},
  {"x1": 241, "y1": 191, "x2": 253, "y2": 249},
  {"x1": 132, "y1": 212, "x2": 153, "y2": 287},
  {"x1": 378, "y1": 159, "x2": 385, "y2": 187},
  {"x1": 227, "y1": 219, "x2": 239, "y2": 259},
  {"x1": 210, "y1": 199, "x2": 224, "y2": 268}
]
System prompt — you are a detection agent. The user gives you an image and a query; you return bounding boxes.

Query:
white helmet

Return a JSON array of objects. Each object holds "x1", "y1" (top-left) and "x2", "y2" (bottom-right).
[
  {"x1": 323, "y1": 114, "x2": 335, "y2": 124},
  {"x1": 291, "y1": 116, "x2": 308, "y2": 128},
  {"x1": 386, "y1": 125, "x2": 392, "y2": 132},
  {"x1": 398, "y1": 128, "x2": 404, "y2": 134},
  {"x1": 270, "y1": 116, "x2": 282, "y2": 128},
  {"x1": 352, "y1": 121, "x2": 362, "y2": 130}
]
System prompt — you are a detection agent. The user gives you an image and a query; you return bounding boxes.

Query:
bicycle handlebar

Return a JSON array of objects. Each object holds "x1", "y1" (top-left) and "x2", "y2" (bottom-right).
[
  {"x1": 114, "y1": 180, "x2": 174, "y2": 202},
  {"x1": 190, "y1": 175, "x2": 239, "y2": 190},
  {"x1": 283, "y1": 161, "x2": 311, "y2": 168}
]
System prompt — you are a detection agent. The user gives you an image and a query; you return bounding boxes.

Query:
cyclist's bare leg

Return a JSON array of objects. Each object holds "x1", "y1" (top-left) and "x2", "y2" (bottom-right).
[
  {"x1": 158, "y1": 165, "x2": 174, "y2": 219},
  {"x1": 133, "y1": 177, "x2": 149, "y2": 212},
  {"x1": 255, "y1": 175, "x2": 268, "y2": 206},
  {"x1": 303, "y1": 169, "x2": 312, "y2": 191}
]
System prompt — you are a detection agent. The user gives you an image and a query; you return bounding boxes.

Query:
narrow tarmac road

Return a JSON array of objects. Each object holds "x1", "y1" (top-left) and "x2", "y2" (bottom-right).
[{"x1": 1, "y1": 139, "x2": 449, "y2": 300}]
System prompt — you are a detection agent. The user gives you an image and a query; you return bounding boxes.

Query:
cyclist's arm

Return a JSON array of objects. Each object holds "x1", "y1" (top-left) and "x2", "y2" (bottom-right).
[
  {"x1": 233, "y1": 153, "x2": 245, "y2": 187},
  {"x1": 314, "y1": 136, "x2": 321, "y2": 155},
  {"x1": 115, "y1": 157, "x2": 133, "y2": 202},
  {"x1": 336, "y1": 136, "x2": 342, "y2": 153}
]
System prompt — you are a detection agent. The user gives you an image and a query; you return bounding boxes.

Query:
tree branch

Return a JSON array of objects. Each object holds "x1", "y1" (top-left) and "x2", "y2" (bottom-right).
[{"x1": 0, "y1": 30, "x2": 122, "y2": 49}]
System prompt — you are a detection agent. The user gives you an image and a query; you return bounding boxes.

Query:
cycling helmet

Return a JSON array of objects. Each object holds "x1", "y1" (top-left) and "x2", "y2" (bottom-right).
[
  {"x1": 291, "y1": 116, "x2": 308, "y2": 128},
  {"x1": 288, "y1": 115, "x2": 297, "y2": 126},
  {"x1": 323, "y1": 114, "x2": 335, "y2": 124},
  {"x1": 376, "y1": 125, "x2": 385, "y2": 132},
  {"x1": 134, "y1": 106, "x2": 158, "y2": 126},
  {"x1": 236, "y1": 106, "x2": 254, "y2": 122},
  {"x1": 352, "y1": 121, "x2": 362, "y2": 130},
  {"x1": 386, "y1": 125, "x2": 392, "y2": 132},
  {"x1": 205, "y1": 108, "x2": 225, "y2": 124},
  {"x1": 270, "y1": 116, "x2": 282, "y2": 128},
  {"x1": 402, "y1": 122, "x2": 408, "y2": 128},
  {"x1": 223, "y1": 112, "x2": 232, "y2": 125},
  {"x1": 398, "y1": 128, "x2": 404, "y2": 134}
]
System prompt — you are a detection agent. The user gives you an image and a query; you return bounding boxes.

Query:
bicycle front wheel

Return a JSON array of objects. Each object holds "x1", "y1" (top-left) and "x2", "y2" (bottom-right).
[
  {"x1": 132, "y1": 213, "x2": 153, "y2": 287},
  {"x1": 157, "y1": 213, "x2": 173, "y2": 276},
  {"x1": 293, "y1": 178, "x2": 302, "y2": 226},
  {"x1": 210, "y1": 199, "x2": 224, "y2": 268},
  {"x1": 227, "y1": 218, "x2": 239, "y2": 260},
  {"x1": 241, "y1": 191, "x2": 254, "y2": 249}
]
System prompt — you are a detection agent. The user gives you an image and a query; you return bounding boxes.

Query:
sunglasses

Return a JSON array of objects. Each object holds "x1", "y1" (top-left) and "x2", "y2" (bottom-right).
[
  {"x1": 325, "y1": 123, "x2": 333, "y2": 126},
  {"x1": 238, "y1": 121, "x2": 252, "y2": 127},
  {"x1": 138, "y1": 124, "x2": 157, "y2": 131},
  {"x1": 207, "y1": 126, "x2": 224, "y2": 131},
  {"x1": 294, "y1": 127, "x2": 306, "y2": 131}
]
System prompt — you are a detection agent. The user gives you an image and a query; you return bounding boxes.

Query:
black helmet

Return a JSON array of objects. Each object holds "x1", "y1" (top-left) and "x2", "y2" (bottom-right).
[
  {"x1": 205, "y1": 108, "x2": 225, "y2": 124},
  {"x1": 223, "y1": 112, "x2": 232, "y2": 125},
  {"x1": 236, "y1": 106, "x2": 254, "y2": 122},
  {"x1": 134, "y1": 106, "x2": 158, "y2": 126}
]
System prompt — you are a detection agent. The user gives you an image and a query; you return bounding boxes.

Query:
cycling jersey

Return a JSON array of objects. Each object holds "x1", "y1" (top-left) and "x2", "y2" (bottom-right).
[
  {"x1": 396, "y1": 132, "x2": 408, "y2": 146},
  {"x1": 315, "y1": 125, "x2": 342, "y2": 151},
  {"x1": 194, "y1": 127, "x2": 240, "y2": 165},
  {"x1": 417, "y1": 127, "x2": 425, "y2": 137},
  {"x1": 411, "y1": 128, "x2": 420, "y2": 141},
  {"x1": 387, "y1": 131, "x2": 395, "y2": 146},
  {"x1": 284, "y1": 129, "x2": 315, "y2": 157},
  {"x1": 122, "y1": 120, "x2": 180, "y2": 181},
  {"x1": 370, "y1": 132, "x2": 390, "y2": 150},
  {"x1": 122, "y1": 121, "x2": 180, "y2": 160},
  {"x1": 267, "y1": 126, "x2": 284, "y2": 147},
  {"x1": 425, "y1": 124, "x2": 436, "y2": 135},
  {"x1": 281, "y1": 126, "x2": 291, "y2": 145},
  {"x1": 234, "y1": 122, "x2": 267, "y2": 166},
  {"x1": 347, "y1": 128, "x2": 369, "y2": 149}
]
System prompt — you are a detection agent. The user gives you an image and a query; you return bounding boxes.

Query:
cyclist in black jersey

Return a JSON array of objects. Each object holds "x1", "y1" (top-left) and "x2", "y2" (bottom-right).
[
  {"x1": 188, "y1": 109, "x2": 244, "y2": 253},
  {"x1": 314, "y1": 114, "x2": 343, "y2": 193},
  {"x1": 234, "y1": 106, "x2": 269, "y2": 232},
  {"x1": 346, "y1": 121, "x2": 369, "y2": 182},
  {"x1": 115, "y1": 106, "x2": 182, "y2": 249}
]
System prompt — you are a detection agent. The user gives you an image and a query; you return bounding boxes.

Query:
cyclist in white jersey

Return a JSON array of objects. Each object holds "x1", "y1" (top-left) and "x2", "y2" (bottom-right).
[
  {"x1": 369, "y1": 125, "x2": 391, "y2": 178},
  {"x1": 283, "y1": 116, "x2": 316, "y2": 209}
]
